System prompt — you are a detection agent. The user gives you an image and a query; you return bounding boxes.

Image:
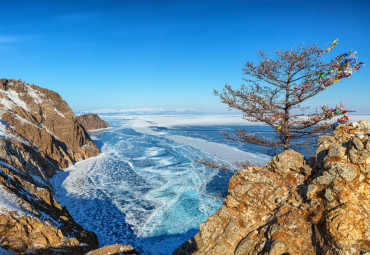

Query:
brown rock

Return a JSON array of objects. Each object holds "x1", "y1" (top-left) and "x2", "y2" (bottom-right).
[
  {"x1": 0, "y1": 79, "x2": 102, "y2": 254},
  {"x1": 352, "y1": 136, "x2": 364, "y2": 150},
  {"x1": 0, "y1": 79, "x2": 100, "y2": 170},
  {"x1": 325, "y1": 143, "x2": 346, "y2": 162},
  {"x1": 85, "y1": 244, "x2": 139, "y2": 255},
  {"x1": 76, "y1": 113, "x2": 110, "y2": 131},
  {"x1": 268, "y1": 149, "x2": 305, "y2": 173},
  {"x1": 358, "y1": 120, "x2": 370, "y2": 132},
  {"x1": 175, "y1": 121, "x2": 370, "y2": 255}
]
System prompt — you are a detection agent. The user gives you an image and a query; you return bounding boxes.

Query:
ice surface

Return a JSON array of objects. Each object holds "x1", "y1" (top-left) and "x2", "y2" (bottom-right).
[
  {"x1": 125, "y1": 114, "x2": 370, "y2": 127},
  {"x1": 345, "y1": 114, "x2": 370, "y2": 122},
  {"x1": 52, "y1": 114, "x2": 370, "y2": 255},
  {"x1": 128, "y1": 115, "x2": 270, "y2": 165},
  {"x1": 165, "y1": 134, "x2": 270, "y2": 165},
  {"x1": 52, "y1": 117, "x2": 244, "y2": 254},
  {"x1": 116, "y1": 114, "x2": 265, "y2": 127}
]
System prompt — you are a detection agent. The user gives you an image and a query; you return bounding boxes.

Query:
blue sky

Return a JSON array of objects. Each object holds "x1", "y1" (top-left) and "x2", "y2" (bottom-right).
[{"x1": 0, "y1": 0, "x2": 369, "y2": 113}]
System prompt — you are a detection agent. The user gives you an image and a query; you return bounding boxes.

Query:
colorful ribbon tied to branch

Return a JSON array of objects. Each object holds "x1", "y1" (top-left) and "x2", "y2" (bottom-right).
[
  {"x1": 315, "y1": 103, "x2": 355, "y2": 121},
  {"x1": 271, "y1": 115, "x2": 283, "y2": 129},
  {"x1": 294, "y1": 40, "x2": 364, "y2": 98},
  {"x1": 317, "y1": 49, "x2": 364, "y2": 89},
  {"x1": 325, "y1": 38, "x2": 338, "y2": 53}
]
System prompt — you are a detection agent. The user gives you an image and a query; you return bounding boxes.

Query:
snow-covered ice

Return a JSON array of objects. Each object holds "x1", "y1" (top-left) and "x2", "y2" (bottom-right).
[
  {"x1": 51, "y1": 115, "x2": 271, "y2": 254},
  {"x1": 50, "y1": 114, "x2": 370, "y2": 254}
]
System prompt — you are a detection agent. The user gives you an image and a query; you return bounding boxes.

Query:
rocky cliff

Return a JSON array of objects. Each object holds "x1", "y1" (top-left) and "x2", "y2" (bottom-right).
[
  {"x1": 174, "y1": 121, "x2": 370, "y2": 255},
  {"x1": 0, "y1": 79, "x2": 101, "y2": 254},
  {"x1": 76, "y1": 113, "x2": 110, "y2": 131}
]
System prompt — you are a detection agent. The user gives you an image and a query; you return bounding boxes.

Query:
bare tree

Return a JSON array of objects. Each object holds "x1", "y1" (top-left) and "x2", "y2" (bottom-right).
[{"x1": 214, "y1": 42, "x2": 363, "y2": 153}]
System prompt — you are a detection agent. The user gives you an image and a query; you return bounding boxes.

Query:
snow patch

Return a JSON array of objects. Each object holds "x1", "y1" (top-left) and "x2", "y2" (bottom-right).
[
  {"x1": 26, "y1": 86, "x2": 44, "y2": 105},
  {"x1": 0, "y1": 119, "x2": 32, "y2": 146},
  {"x1": 41, "y1": 125, "x2": 60, "y2": 140},
  {"x1": 0, "y1": 184, "x2": 25, "y2": 215},
  {"x1": 30, "y1": 173, "x2": 47, "y2": 186},
  {"x1": 0, "y1": 97, "x2": 13, "y2": 109},
  {"x1": 14, "y1": 114, "x2": 40, "y2": 128},
  {"x1": 53, "y1": 107, "x2": 65, "y2": 118},
  {"x1": 0, "y1": 119, "x2": 10, "y2": 136},
  {"x1": 0, "y1": 89, "x2": 29, "y2": 111},
  {"x1": 0, "y1": 160, "x2": 46, "y2": 187},
  {"x1": 81, "y1": 144, "x2": 94, "y2": 151}
]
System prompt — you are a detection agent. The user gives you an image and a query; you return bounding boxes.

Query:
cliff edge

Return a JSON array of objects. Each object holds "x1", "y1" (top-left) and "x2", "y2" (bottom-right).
[
  {"x1": 174, "y1": 121, "x2": 370, "y2": 255},
  {"x1": 76, "y1": 113, "x2": 110, "y2": 131},
  {"x1": 0, "y1": 79, "x2": 101, "y2": 253}
]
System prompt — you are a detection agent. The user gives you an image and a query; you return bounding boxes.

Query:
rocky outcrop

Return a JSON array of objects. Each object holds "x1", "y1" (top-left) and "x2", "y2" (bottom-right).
[
  {"x1": 85, "y1": 244, "x2": 139, "y2": 255},
  {"x1": 0, "y1": 79, "x2": 100, "y2": 171},
  {"x1": 174, "y1": 121, "x2": 370, "y2": 255},
  {"x1": 76, "y1": 113, "x2": 110, "y2": 131},
  {"x1": 0, "y1": 79, "x2": 100, "y2": 253}
]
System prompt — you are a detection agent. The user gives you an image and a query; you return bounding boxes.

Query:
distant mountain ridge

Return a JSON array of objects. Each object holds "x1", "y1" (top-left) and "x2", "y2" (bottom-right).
[{"x1": 77, "y1": 107, "x2": 200, "y2": 115}]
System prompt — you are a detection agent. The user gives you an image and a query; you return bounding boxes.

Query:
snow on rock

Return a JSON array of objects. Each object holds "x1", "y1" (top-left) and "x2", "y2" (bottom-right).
[
  {"x1": 0, "y1": 161, "x2": 24, "y2": 175},
  {"x1": 0, "y1": 185, "x2": 25, "y2": 215},
  {"x1": 26, "y1": 85, "x2": 44, "y2": 105},
  {"x1": 53, "y1": 107, "x2": 66, "y2": 118},
  {"x1": 0, "y1": 89, "x2": 29, "y2": 111},
  {"x1": 14, "y1": 114, "x2": 40, "y2": 128},
  {"x1": 0, "y1": 119, "x2": 32, "y2": 146},
  {"x1": 0, "y1": 97, "x2": 14, "y2": 110}
]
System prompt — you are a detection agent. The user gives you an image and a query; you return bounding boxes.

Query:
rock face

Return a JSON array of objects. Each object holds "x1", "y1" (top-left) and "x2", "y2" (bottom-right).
[
  {"x1": 76, "y1": 113, "x2": 110, "y2": 131},
  {"x1": 85, "y1": 244, "x2": 138, "y2": 255},
  {"x1": 0, "y1": 79, "x2": 100, "y2": 171},
  {"x1": 174, "y1": 121, "x2": 370, "y2": 255},
  {"x1": 0, "y1": 79, "x2": 100, "y2": 253}
]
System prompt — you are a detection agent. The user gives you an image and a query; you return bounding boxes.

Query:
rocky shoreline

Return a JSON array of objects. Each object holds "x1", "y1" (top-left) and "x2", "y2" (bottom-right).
[
  {"x1": 1, "y1": 78, "x2": 369, "y2": 254},
  {"x1": 174, "y1": 121, "x2": 370, "y2": 254},
  {"x1": 0, "y1": 79, "x2": 135, "y2": 254}
]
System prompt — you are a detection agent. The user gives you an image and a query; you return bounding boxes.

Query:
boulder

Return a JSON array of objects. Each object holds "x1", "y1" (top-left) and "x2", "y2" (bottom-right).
[{"x1": 76, "y1": 113, "x2": 110, "y2": 131}]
